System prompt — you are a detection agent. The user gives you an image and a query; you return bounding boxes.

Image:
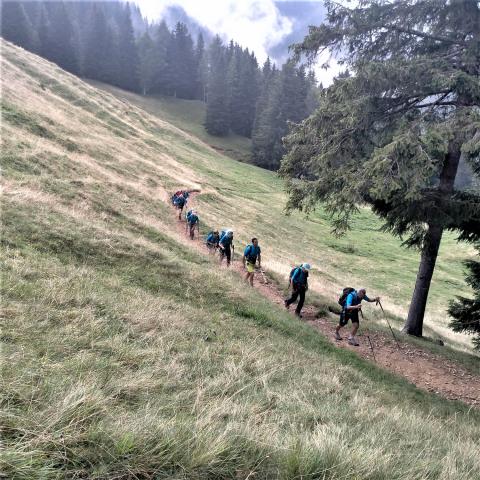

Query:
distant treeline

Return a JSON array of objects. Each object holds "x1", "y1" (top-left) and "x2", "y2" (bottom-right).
[{"x1": 1, "y1": 1, "x2": 319, "y2": 170}]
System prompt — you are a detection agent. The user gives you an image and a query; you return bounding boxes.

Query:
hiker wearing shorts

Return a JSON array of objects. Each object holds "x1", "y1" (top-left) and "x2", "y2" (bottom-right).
[
  {"x1": 219, "y1": 230, "x2": 234, "y2": 266},
  {"x1": 187, "y1": 211, "x2": 199, "y2": 240},
  {"x1": 285, "y1": 263, "x2": 310, "y2": 317},
  {"x1": 243, "y1": 238, "x2": 261, "y2": 287},
  {"x1": 206, "y1": 231, "x2": 220, "y2": 252},
  {"x1": 335, "y1": 288, "x2": 379, "y2": 346}
]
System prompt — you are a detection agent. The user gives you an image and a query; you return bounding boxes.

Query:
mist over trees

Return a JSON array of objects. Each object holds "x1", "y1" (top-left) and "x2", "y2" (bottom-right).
[{"x1": 1, "y1": 0, "x2": 317, "y2": 171}]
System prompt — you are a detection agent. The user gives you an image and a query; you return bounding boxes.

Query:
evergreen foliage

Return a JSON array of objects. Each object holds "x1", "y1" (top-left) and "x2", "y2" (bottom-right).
[
  {"x1": 205, "y1": 36, "x2": 230, "y2": 136},
  {"x1": 83, "y1": 5, "x2": 117, "y2": 85},
  {"x1": 449, "y1": 244, "x2": 480, "y2": 350},
  {"x1": 115, "y1": 3, "x2": 140, "y2": 92},
  {"x1": 280, "y1": 0, "x2": 480, "y2": 336},
  {"x1": 43, "y1": 1, "x2": 79, "y2": 74},
  {"x1": 1, "y1": 0, "x2": 316, "y2": 166},
  {"x1": 1, "y1": 1, "x2": 34, "y2": 51}
]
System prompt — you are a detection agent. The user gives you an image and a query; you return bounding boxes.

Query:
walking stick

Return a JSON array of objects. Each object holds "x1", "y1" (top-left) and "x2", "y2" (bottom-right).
[
  {"x1": 360, "y1": 309, "x2": 376, "y2": 363},
  {"x1": 377, "y1": 300, "x2": 401, "y2": 350}
]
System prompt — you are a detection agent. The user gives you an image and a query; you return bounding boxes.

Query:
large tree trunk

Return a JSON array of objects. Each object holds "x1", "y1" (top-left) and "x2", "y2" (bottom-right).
[{"x1": 403, "y1": 139, "x2": 462, "y2": 336}]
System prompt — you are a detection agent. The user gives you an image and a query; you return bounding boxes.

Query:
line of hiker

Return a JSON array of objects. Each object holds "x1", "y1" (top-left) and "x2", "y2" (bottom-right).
[{"x1": 171, "y1": 190, "x2": 381, "y2": 347}]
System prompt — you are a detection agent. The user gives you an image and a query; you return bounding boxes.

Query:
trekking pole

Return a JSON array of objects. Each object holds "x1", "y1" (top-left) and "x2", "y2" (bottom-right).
[
  {"x1": 377, "y1": 300, "x2": 401, "y2": 350},
  {"x1": 360, "y1": 309, "x2": 376, "y2": 363}
]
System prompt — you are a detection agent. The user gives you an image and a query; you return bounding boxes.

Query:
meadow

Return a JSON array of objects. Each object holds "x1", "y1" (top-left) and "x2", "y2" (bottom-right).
[{"x1": 1, "y1": 41, "x2": 479, "y2": 479}]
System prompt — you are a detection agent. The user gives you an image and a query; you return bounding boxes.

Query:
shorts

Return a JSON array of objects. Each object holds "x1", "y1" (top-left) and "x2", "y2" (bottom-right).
[
  {"x1": 246, "y1": 262, "x2": 255, "y2": 273},
  {"x1": 339, "y1": 308, "x2": 359, "y2": 327},
  {"x1": 206, "y1": 242, "x2": 217, "y2": 249}
]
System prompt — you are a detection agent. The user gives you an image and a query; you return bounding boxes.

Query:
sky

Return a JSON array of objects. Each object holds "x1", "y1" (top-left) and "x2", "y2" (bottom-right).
[{"x1": 134, "y1": 0, "x2": 340, "y2": 85}]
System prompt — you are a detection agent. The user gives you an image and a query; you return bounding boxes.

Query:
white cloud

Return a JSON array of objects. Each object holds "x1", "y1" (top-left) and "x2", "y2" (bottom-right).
[
  {"x1": 135, "y1": 0, "x2": 340, "y2": 85},
  {"x1": 136, "y1": 0, "x2": 293, "y2": 64}
]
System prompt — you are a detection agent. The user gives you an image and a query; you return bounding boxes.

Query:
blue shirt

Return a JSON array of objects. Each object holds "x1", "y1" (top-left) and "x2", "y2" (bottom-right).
[
  {"x1": 206, "y1": 232, "x2": 219, "y2": 243},
  {"x1": 345, "y1": 291, "x2": 370, "y2": 308},
  {"x1": 219, "y1": 233, "x2": 233, "y2": 247},
  {"x1": 244, "y1": 244, "x2": 261, "y2": 262},
  {"x1": 188, "y1": 214, "x2": 199, "y2": 225},
  {"x1": 291, "y1": 267, "x2": 308, "y2": 286}
]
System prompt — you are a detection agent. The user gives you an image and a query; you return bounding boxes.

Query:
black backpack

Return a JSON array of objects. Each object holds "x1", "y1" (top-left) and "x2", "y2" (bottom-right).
[{"x1": 338, "y1": 287, "x2": 355, "y2": 306}]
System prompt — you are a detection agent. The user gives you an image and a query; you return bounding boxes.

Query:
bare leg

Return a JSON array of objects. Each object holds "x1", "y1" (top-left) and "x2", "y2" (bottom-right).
[{"x1": 351, "y1": 322, "x2": 359, "y2": 337}]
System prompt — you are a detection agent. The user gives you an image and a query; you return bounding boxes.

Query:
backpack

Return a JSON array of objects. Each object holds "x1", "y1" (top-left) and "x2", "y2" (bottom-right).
[
  {"x1": 338, "y1": 287, "x2": 355, "y2": 306},
  {"x1": 289, "y1": 266, "x2": 301, "y2": 280},
  {"x1": 245, "y1": 245, "x2": 258, "y2": 263}
]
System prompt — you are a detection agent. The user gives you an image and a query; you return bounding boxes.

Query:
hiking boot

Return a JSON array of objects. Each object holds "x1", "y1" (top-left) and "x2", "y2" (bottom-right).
[
  {"x1": 284, "y1": 300, "x2": 289, "y2": 310},
  {"x1": 334, "y1": 331, "x2": 342, "y2": 341},
  {"x1": 295, "y1": 311, "x2": 303, "y2": 318},
  {"x1": 348, "y1": 337, "x2": 359, "y2": 346}
]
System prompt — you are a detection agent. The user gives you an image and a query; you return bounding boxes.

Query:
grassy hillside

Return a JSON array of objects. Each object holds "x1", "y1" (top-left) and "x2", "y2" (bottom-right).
[
  {"x1": 88, "y1": 81, "x2": 253, "y2": 164},
  {"x1": 2, "y1": 41, "x2": 480, "y2": 479},
  {"x1": 91, "y1": 83, "x2": 477, "y2": 353}
]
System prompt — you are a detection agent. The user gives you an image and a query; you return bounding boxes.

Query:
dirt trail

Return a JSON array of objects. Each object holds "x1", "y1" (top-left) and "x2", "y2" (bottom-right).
[{"x1": 170, "y1": 195, "x2": 480, "y2": 408}]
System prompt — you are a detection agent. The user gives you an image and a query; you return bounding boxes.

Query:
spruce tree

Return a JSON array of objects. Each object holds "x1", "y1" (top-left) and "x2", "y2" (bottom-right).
[
  {"x1": 43, "y1": 1, "x2": 79, "y2": 74},
  {"x1": 205, "y1": 35, "x2": 230, "y2": 136},
  {"x1": 170, "y1": 22, "x2": 196, "y2": 99},
  {"x1": 137, "y1": 31, "x2": 157, "y2": 95},
  {"x1": 0, "y1": 1, "x2": 34, "y2": 50},
  {"x1": 115, "y1": 3, "x2": 140, "y2": 92},
  {"x1": 449, "y1": 244, "x2": 480, "y2": 350},
  {"x1": 151, "y1": 21, "x2": 172, "y2": 95},
  {"x1": 280, "y1": 0, "x2": 480, "y2": 337},
  {"x1": 83, "y1": 5, "x2": 117, "y2": 84},
  {"x1": 194, "y1": 33, "x2": 207, "y2": 101}
]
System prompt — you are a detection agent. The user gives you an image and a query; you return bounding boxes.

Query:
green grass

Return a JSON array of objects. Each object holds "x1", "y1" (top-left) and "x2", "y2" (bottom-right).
[
  {"x1": 2, "y1": 40, "x2": 480, "y2": 479},
  {"x1": 89, "y1": 81, "x2": 253, "y2": 164}
]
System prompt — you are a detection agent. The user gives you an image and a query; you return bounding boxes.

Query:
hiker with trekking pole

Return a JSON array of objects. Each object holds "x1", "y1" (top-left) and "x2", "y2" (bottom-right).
[
  {"x1": 218, "y1": 230, "x2": 234, "y2": 266},
  {"x1": 243, "y1": 238, "x2": 261, "y2": 287},
  {"x1": 187, "y1": 210, "x2": 199, "y2": 240},
  {"x1": 284, "y1": 263, "x2": 311, "y2": 318},
  {"x1": 335, "y1": 288, "x2": 380, "y2": 346}
]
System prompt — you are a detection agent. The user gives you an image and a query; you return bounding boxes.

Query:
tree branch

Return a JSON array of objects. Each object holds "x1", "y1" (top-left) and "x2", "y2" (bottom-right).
[{"x1": 387, "y1": 25, "x2": 467, "y2": 47}]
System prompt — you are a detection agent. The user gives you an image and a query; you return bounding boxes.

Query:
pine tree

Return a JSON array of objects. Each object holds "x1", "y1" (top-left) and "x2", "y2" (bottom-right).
[
  {"x1": 281, "y1": 0, "x2": 480, "y2": 337},
  {"x1": 115, "y1": 3, "x2": 140, "y2": 92},
  {"x1": 83, "y1": 5, "x2": 117, "y2": 84},
  {"x1": 205, "y1": 36, "x2": 230, "y2": 136},
  {"x1": 37, "y1": 5, "x2": 51, "y2": 60},
  {"x1": 137, "y1": 31, "x2": 156, "y2": 95},
  {"x1": 449, "y1": 244, "x2": 480, "y2": 350},
  {"x1": 194, "y1": 32, "x2": 206, "y2": 101},
  {"x1": 1, "y1": 1, "x2": 34, "y2": 50},
  {"x1": 43, "y1": 1, "x2": 79, "y2": 74},
  {"x1": 169, "y1": 22, "x2": 196, "y2": 99},
  {"x1": 151, "y1": 21, "x2": 172, "y2": 95}
]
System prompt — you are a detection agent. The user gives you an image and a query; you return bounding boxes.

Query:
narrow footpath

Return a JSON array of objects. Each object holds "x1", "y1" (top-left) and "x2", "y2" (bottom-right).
[{"x1": 170, "y1": 195, "x2": 480, "y2": 409}]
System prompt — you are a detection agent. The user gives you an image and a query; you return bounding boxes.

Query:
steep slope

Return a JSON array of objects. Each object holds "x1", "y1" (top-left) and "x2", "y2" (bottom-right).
[{"x1": 2, "y1": 41, "x2": 480, "y2": 479}]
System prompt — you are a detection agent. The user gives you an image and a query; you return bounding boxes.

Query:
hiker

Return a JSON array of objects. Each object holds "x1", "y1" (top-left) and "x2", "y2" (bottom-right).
[
  {"x1": 205, "y1": 230, "x2": 220, "y2": 252},
  {"x1": 219, "y1": 230, "x2": 234, "y2": 266},
  {"x1": 173, "y1": 194, "x2": 186, "y2": 220},
  {"x1": 185, "y1": 208, "x2": 193, "y2": 232},
  {"x1": 187, "y1": 210, "x2": 199, "y2": 240},
  {"x1": 284, "y1": 263, "x2": 310, "y2": 317},
  {"x1": 243, "y1": 238, "x2": 261, "y2": 287},
  {"x1": 335, "y1": 288, "x2": 380, "y2": 346}
]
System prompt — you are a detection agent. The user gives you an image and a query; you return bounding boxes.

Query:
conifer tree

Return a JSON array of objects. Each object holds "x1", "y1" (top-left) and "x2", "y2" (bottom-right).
[
  {"x1": 1, "y1": 1, "x2": 34, "y2": 51},
  {"x1": 281, "y1": 0, "x2": 480, "y2": 337},
  {"x1": 169, "y1": 22, "x2": 196, "y2": 99},
  {"x1": 115, "y1": 3, "x2": 140, "y2": 92},
  {"x1": 151, "y1": 21, "x2": 172, "y2": 95},
  {"x1": 43, "y1": 1, "x2": 79, "y2": 74},
  {"x1": 138, "y1": 31, "x2": 156, "y2": 95},
  {"x1": 205, "y1": 35, "x2": 230, "y2": 136},
  {"x1": 83, "y1": 5, "x2": 117, "y2": 84},
  {"x1": 449, "y1": 244, "x2": 480, "y2": 350},
  {"x1": 194, "y1": 33, "x2": 207, "y2": 101}
]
